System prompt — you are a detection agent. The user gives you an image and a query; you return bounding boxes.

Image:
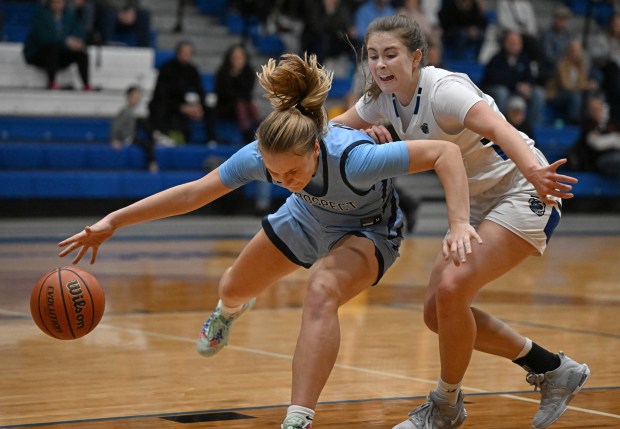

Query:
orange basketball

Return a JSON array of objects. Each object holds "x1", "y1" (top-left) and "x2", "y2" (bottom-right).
[{"x1": 30, "y1": 266, "x2": 105, "y2": 340}]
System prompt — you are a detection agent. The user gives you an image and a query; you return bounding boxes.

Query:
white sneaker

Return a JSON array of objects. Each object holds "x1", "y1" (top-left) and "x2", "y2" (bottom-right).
[
  {"x1": 393, "y1": 390, "x2": 467, "y2": 429},
  {"x1": 527, "y1": 352, "x2": 590, "y2": 428}
]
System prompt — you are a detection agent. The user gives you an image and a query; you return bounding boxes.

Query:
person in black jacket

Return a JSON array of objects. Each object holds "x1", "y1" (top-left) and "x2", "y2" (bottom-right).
[
  {"x1": 214, "y1": 43, "x2": 261, "y2": 143},
  {"x1": 481, "y1": 30, "x2": 545, "y2": 126},
  {"x1": 438, "y1": 0, "x2": 488, "y2": 60},
  {"x1": 299, "y1": 0, "x2": 355, "y2": 65},
  {"x1": 23, "y1": 0, "x2": 92, "y2": 90},
  {"x1": 148, "y1": 40, "x2": 214, "y2": 145}
]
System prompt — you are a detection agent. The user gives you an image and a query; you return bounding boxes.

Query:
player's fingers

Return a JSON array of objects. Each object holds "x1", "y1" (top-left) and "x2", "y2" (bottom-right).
[
  {"x1": 554, "y1": 174, "x2": 578, "y2": 184},
  {"x1": 58, "y1": 241, "x2": 80, "y2": 257},
  {"x1": 450, "y1": 240, "x2": 460, "y2": 263},
  {"x1": 72, "y1": 246, "x2": 89, "y2": 265},
  {"x1": 442, "y1": 240, "x2": 450, "y2": 260},
  {"x1": 464, "y1": 239, "x2": 472, "y2": 256},
  {"x1": 457, "y1": 240, "x2": 467, "y2": 263},
  {"x1": 90, "y1": 247, "x2": 98, "y2": 265}
]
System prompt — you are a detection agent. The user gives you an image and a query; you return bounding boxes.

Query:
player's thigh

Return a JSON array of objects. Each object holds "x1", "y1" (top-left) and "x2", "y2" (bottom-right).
[
  {"x1": 309, "y1": 234, "x2": 378, "y2": 306},
  {"x1": 427, "y1": 220, "x2": 535, "y2": 303},
  {"x1": 222, "y1": 229, "x2": 300, "y2": 294}
]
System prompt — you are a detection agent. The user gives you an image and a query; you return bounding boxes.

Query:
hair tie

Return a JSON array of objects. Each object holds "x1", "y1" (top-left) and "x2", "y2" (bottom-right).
[{"x1": 295, "y1": 103, "x2": 309, "y2": 116}]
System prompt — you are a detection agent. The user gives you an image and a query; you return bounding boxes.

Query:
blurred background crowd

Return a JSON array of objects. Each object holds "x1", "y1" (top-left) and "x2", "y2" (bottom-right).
[{"x1": 0, "y1": 0, "x2": 618, "y2": 219}]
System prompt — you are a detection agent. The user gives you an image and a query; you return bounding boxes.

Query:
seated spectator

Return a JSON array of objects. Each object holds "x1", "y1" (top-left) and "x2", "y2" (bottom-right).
[
  {"x1": 481, "y1": 30, "x2": 545, "y2": 126},
  {"x1": 496, "y1": 0, "x2": 541, "y2": 62},
  {"x1": 505, "y1": 95, "x2": 534, "y2": 140},
  {"x1": 426, "y1": 39, "x2": 444, "y2": 68},
  {"x1": 68, "y1": 0, "x2": 99, "y2": 45},
  {"x1": 111, "y1": 85, "x2": 158, "y2": 172},
  {"x1": 214, "y1": 43, "x2": 261, "y2": 143},
  {"x1": 95, "y1": 0, "x2": 150, "y2": 47},
  {"x1": 438, "y1": 0, "x2": 487, "y2": 60},
  {"x1": 23, "y1": 0, "x2": 92, "y2": 91},
  {"x1": 589, "y1": 13, "x2": 620, "y2": 126},
  {"x1": 352, "y1": 0, "x2": 395, "y2": 48},
  {"x1": 148, "y1": 40, "x2": 215, "y2": 145},
  {"x1": 539, "y1": 5, "x2": 573, "y2": 86},
  {"x1": 545, "y1": 39, "x2": 598, "y2": 126},
  {"x1": 570, "y1": 92, "x2": 620, "y2": 178},
  {"x1": 398, "y1": 0, "x2": 441, "y2": 45},
  {"x1": 300, "y1": 0, "x2": 355, "y2": 65}
]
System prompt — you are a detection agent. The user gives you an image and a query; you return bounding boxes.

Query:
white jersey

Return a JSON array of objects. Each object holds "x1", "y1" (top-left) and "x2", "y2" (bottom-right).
[
  {"x1": 356, "y1": 66, "x2": 559, "y2": 255},
  {"x1": 355, "y1": 66, "x2": 548, "y2": 198}
]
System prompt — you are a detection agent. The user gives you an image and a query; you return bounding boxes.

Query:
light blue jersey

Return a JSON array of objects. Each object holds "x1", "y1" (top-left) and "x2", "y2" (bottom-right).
[{"x1": 218, "y1": 123, "x2": 411, "y2": 282}]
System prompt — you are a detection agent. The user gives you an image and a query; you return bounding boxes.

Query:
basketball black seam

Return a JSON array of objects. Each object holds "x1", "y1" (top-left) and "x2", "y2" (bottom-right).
[
  {"x1": 59, "y1": 268, "x2": 77, "y2": 339},
  {"x1": 36, "y1": 269, "x2": 59, "y2": 338},
  {"x1": 64, "y1": 266, "x2": 97, "y2": 334}
]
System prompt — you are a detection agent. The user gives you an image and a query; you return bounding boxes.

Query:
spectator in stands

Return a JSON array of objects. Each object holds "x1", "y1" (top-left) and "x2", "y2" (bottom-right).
[
  {"x1": 300, "y1": 0, "x2": 355, "y2": 65},
  {"x1": 426, "y1": 38, "x2": 444, "y2": 68},
  {"x1": 148, "y1": 40, "x2": 215, "y2": 146},
  {"x1": 398, "y1": 0, "x2": 441, "y2": 44},
  {"x1": 505, "y1": 95, "x2": 534, "y2": 140},
  {"x1": 496, "y1": 0, "x2": 541, "y2": 62},
  {"x1": 111, "y1": 85, "x2": 158, "y2": 173},
  {"x1": 481, "y1": 30, "x2": 545, "y2": 126},
  {"x1": 539, "y1": 5, "x2": 573, "y2": 86},
  {"x1": 573, "y1": 92, "x2": 620, "y2": 178},
  {"x1": 588, "y1": 13, "x2": 620, "y2": 126},
  {"x1": 23, "y1": 0, "x2": 92, "y2": 91},
  {"x1": 546, "y1": 39, "x2": 598, "y2": 126},
  {"x1": 95, "y1": 0, "x2": 150, "y2": 47},
  {"x1": 68, "y1": 0, "x2": 99, "y2": 45},
  {"x1": 214, "y1": 43, "x2": 261, "y2": 144},
  {"x1": 438, "y1": 0, "x2": 488, "y2": 61},
  {"x1": 352, "y1": 0, "x2": 395, "y2": 47}
]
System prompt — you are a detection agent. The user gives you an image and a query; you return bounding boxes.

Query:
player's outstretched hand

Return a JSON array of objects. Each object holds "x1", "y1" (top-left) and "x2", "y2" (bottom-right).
[
  {"x1": 58, "y1": 220, "x2": 115, "y2": 265},
  {"x1": 526, "y1": 158, "x2": 578, "y2": 205},
  {"x1": 364, "y1": 124, "x2": 393, "y2": 144},
  {"x1": 442, "y1": 222, "x2": 483, "y2": 266}
]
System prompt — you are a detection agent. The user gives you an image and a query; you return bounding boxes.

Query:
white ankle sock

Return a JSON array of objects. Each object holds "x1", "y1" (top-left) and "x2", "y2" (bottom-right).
[
  {"x1": 218, "y1": 300, "x2": 242, "y2": 315},
  {"x1": 287, "y1": 405, "x2": 315, "y2": 419},
  {"x1": 435, "y1": 379, "x2": 461, "y2": 406},
  {"x1": 514, "y1": 337, "x2": 533, "y2": 360}
]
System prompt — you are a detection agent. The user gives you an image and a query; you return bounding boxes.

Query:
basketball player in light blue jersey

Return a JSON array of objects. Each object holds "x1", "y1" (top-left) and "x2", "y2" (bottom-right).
[
  {"x1": 332, "y1": 14, "x2": 590, "y2": 429},
  {"x1": 58, "y1": 53, "x2": 481, "y2": 429}
]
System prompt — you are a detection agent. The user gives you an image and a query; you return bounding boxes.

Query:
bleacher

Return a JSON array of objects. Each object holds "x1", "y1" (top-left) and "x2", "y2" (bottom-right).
[{"x1": 0, "y1": 0, "x2": 617, "y2": 214}]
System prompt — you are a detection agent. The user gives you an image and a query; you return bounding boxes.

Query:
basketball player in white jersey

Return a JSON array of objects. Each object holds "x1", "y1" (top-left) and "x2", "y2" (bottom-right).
[
  {"x1": 333, "y1": 14, "x2": 589, "y2": 429},
  {"x1": 58, "y1": 53, "x2": 481, "y2": 429}
]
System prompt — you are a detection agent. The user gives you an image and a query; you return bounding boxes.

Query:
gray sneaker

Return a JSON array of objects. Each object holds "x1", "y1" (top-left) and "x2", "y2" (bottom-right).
[
  {"x1": 281, "y1": 412, "x2": 313, "y2": 429},
  {"x1": 393, "y1": 390, "x2": 467, "y2": 429},
  {"x1": 526, "y1": 351, "x2": 590, "y2": 428},
  {"x1": 196, "y1": 298, "x2": 256, "y2": 357}
]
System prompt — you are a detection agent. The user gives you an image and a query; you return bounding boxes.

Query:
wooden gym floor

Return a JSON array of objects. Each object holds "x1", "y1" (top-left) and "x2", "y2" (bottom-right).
[{"x1": 1, "y1": 204, "x2": 619, "y2": 428}]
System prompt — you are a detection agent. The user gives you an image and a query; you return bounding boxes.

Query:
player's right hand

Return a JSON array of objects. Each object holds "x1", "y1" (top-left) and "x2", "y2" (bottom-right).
[
  {"x1": 58, "y1": 220, "x2": 115, "y2": 265},
  {"x1": 364, "y1": 124, "x2": 393, "y2": 144}
]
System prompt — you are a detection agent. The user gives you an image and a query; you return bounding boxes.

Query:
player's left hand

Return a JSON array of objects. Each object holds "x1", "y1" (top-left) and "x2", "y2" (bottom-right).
[
  {"x1": 442, "y1": 222, "x2": 483, "y2": 266},
  {"x1": 526, "y1": 158, "x2": 578, "y2": 205},
  {"x1": 363, "y1": 125, "x2": 393, "y2": 144}
]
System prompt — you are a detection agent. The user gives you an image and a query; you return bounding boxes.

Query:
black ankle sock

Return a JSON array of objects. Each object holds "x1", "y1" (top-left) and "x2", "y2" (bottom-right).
[{"x1": 512, "y1": 342, "x2": 561, "y2": 374}]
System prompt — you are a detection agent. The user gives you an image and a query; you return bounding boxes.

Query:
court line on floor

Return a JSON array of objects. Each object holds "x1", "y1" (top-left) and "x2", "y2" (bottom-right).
[
  {"x1": 96, "y1": 323, "x2": 620, "y2": 421},
  {"x1": 4, "y1": 310, "x2": 618, "y2": 424}
]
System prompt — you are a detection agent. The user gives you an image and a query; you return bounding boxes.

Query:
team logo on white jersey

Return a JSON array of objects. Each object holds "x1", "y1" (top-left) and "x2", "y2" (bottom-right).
[
  {"x1": 528, "y1": 196, "x2": 546, "y2": 216},
  {"x1": 420, "y1": 123, "x2": 429, "y2": 134}
]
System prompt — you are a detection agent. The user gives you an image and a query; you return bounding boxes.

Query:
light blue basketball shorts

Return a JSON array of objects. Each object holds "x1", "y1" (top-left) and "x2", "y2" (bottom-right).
[{"x1": 261, "y1": 201, "x2": 403, "y2": 285}]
